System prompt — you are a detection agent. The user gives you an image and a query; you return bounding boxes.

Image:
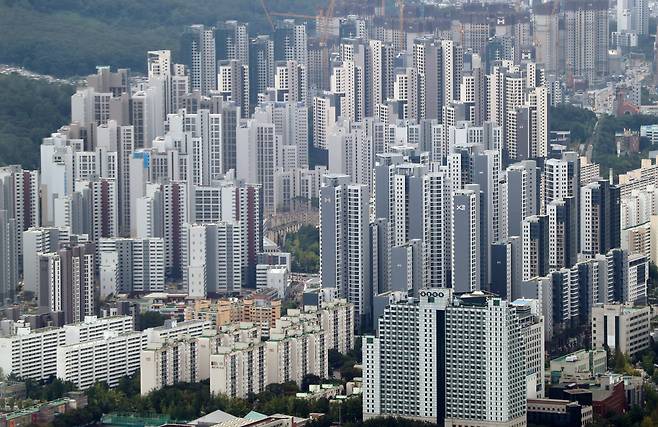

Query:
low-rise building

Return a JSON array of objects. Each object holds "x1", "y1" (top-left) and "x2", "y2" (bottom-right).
[
  {"x1": 615, "y1": 129, "x2": 640, "y2": 156},
  {"x1": 243, "y1": 296, "x2": 282, "y2": 338},
  {"x1": 591, "y1": 303, "x2": 651, "y2": 358},
  {"x1": 591, "y1": 381, "x2": 627, "y2": 417},
  {"x1": 296, "y1": 383, "x2": 344, "y2": 400},
  {"x1": 548, "y1": 380, "x2": 627, "y2": 417},
  {"x1": 0, "y1": 393, "x2": 87, "y2": 427},
  {"x1": 185, "y1": 409, "x2": 310, "y2": 427},
  {"x1": 527, "y1": 399, "x2": 593, "y2": 427},
  {"x1": 256, "y1": 265, "x2": 289, "y2": 297},
  {"x1": 183, "y1": 295, "x2": 281, "y2": 338},
  {"x1": 641, "y1": 124, "x2": 658, "y2": 145},
  {"x1": 550, "y1": 349, "x2": 608, "y2": 383}
]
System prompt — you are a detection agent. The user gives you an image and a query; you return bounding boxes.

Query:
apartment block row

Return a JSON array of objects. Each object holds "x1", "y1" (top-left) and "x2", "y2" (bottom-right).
[
  {"x1": 142, "y1": 301, "x2": 353, "y2": 397},
  {"x1": 0, "y1": 315, "x2": 210, "y2": 390}
]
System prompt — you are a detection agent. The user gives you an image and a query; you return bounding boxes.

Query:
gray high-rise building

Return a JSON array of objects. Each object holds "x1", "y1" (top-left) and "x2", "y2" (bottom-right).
[
  {"x1": 580, "y1": 179, "x2": 621, "y2": 258},
  {"x1": 39, "y1": 242, "x2": 96, "y2": 325},
  {"x1": 490, "y1": 237, "x2": 523, "y2": 300},
  {"x1": 564, "y1": 0, "x2": 609, "y2": 82},
  {"x1": 23, "y1": 227, "x2": 69, "y2": 297},
  {"x1": 452, "y1": 184, "x2": 480, "y2": 293},
  {"x1": 545, "y1": 152, "x2": 580, "y2": 246},
  {"x1": 390, "y1": 239, "x2": 423, "y2": 295},
  {"x1": 522, "y1": 215, "x2": 550, "y2": 281},
  {"x1": 218, "y1": 59, "x2": 249, "y2": 118},
  {"x1": 370, "y1": 218, "x2": 390, "y2": 296},
  {"x1": 273, "y1": 60, "x2": 307, "y2": 104},
  {"x1": 373, "y1": 154, "x2": 451, "y2": 290},
  {"x1": 533, "y1": 2, "x2": 560, "y2": 75},
  {"x1": 367, "y1": 39, "x2": 395, "y2": 117},
  {"x1": 547, "y1": 196, "x2": 578, "y2": 270},
  {"x1": 506, "y1": 160, "x2": 539, "y2": 237},
  {"x1": 307, "y1": 38, "x2": 330, "y2": 92},
  {"x1": 181, "y1": 25, "x2": 217, "y2": 95},
  {"x1": 215, "y1": 20, "x2": 249, "y2": 65},
  {"x1": 0, "y1": 166, "x2": 40, "y2": 270},
  {"x1": 618, "y1": 0, "x2": 649, "y2": 36},
  {"x1": 207, "y1": 96, "x2": 240, "y2": 174},
  {"x1": 0, "y1": 211, "x2": 18, "y2": 306},
  {"x1": 273, "y1": 20, "x2": 307, "y2": 67},
  {"x1": 472, "y1": 150, "x2": 502, "y2": 288},
  {"x1": 249, "y1": 35, "x2": 274, "y2": 106},
  {"x1": 320, "y1": 174, "x2": 371, "y2": 329},
  {"x1": 413, "y1": 37, "x2": 463, "y2": 123}
]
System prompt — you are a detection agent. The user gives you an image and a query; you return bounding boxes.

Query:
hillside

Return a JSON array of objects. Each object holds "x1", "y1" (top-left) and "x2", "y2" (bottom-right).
[
  {"x1": 0, "y1": 73, "x2": 74, "y2": 168},
  {"x1": 0, "y1": 0, "x2": 323, "y2": 77}
]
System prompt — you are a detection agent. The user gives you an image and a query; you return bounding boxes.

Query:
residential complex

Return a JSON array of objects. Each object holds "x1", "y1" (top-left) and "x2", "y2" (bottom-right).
[{"x1": 0, "y1": 1, "x2": 657, "y2": 425}]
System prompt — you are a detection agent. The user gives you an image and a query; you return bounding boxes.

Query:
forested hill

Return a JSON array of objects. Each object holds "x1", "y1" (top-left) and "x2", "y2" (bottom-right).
[
  {"x1": 0, "y1": 73, "x2": 73, "y2": 168},
  {"x1": 0, "y1": 0, "x2": 323, "y2": 78}
]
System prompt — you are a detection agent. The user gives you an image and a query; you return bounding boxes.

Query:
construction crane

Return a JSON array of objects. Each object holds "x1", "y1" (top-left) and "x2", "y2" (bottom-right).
[
  {"x1": 260, "y1": 0, "x2": 275, "y2": 31},
  {"x1": 396, "y1": 0, "x2": 405, "y2": 33},
  {"x1": 270, "y1": 12, "x2": 319, "y2": 19},
  {"x1": 263, "y1": 0, "x2": 336, "y2": 46},
  {"x1": 322, "y1": 0, "x2": 337, "y2": 45}
]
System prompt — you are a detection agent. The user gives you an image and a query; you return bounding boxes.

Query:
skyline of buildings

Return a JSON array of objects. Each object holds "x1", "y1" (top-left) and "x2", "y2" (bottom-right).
[{"x1": 1, "y1": 0, "x2": 658, "y2": 425}]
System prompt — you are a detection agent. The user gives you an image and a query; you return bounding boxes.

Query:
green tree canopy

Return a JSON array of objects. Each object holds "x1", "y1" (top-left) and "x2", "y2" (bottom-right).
[
  {"x1": 0, "y1": 74, "x2": 73, "y2": 169},
  {"x1": 283, "y1": 225, "x2": 320, "y2": 273}
]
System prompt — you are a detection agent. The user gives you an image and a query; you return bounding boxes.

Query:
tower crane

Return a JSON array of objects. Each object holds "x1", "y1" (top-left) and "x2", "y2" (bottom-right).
[{"x1": 263, "y1": 0, "x2": 337, "y2": 46}]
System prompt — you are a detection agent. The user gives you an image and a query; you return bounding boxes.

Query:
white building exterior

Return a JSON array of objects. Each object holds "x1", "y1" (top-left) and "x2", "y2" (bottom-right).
[
  {"x1": 0, "y1": 316, "x2": 133, "y2": 381},
  {"x1": 140, "y1": 336, "x2": 202, "y2": 395},
  {"x1": 56, "y1": 330, "x2": 146, "y2": 390}
]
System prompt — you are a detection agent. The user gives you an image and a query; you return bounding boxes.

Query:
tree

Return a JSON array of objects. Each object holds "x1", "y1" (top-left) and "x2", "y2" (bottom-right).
[
  {"x1": 138, "y1": 311, "x2": 166, "y2": 331},
  {"x1": 642, "y1": 353, "x2": 655, "y2": 376},
  {"x1": 23, "y1": 376, "x2": 76, "y2": 401},
  {"x1": 0, "y1": 0, "x2": 327, "y2": 78},
  {"x1": 329, "y1": 349, "x2": 344, "y2": 370},
  {"x1": 301, "y1": 374, "x2": 321, "y2": 392},
  {"x1": 549, "y1": 105, "x2": 597, "y2": 145},
  {"x1": 339, "y1": 364, "x2": 360, "y2": 382},
  {"x1": 283, "y1": 225, "x2": 320, "y2": 273},
  {"x1": 613, "y1": 350, "x2": 640, "y2": 376},
  {"x1": 0, "y1": 74, "x2": 73, "y2": 169},
  {"x1": 591, "y1": 113, "x2": 658, "y2": 175},
  {"x1": 117, "y1": 373, "x2": 140, "y2": 397}
]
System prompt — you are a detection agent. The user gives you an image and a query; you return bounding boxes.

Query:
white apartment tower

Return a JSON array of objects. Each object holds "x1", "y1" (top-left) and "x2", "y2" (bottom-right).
[
  {"x1": 564, "y1": 0, "x2": 609, "y2": 82},
  {"x1": 320, "y1": 174, "x2": 371, "y2": 329},
  {"x1": 140, "y1": 337, "x2": 201, "y2": 395},
  {"x1": 183, "y1": 25, "x2": 216, "y2": 95},
  {"x1": 274, "y1": 60, "x2": 308, "y2": 104},
  {"x1": 364, "y1": 290, "x2": 527, "y2": 426},
  {"x1": 57, "y1": 330, "x2": 146, "y2": 390},
  {"x1": 236, "y1": 120, "x2": 279, "y2": 213},
  {"x1": 99, "y1": 237, "x2": 165, "y2": 297},
  {"x1": 183, "y1": 221, "x2": 245, "y2": 296}
]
